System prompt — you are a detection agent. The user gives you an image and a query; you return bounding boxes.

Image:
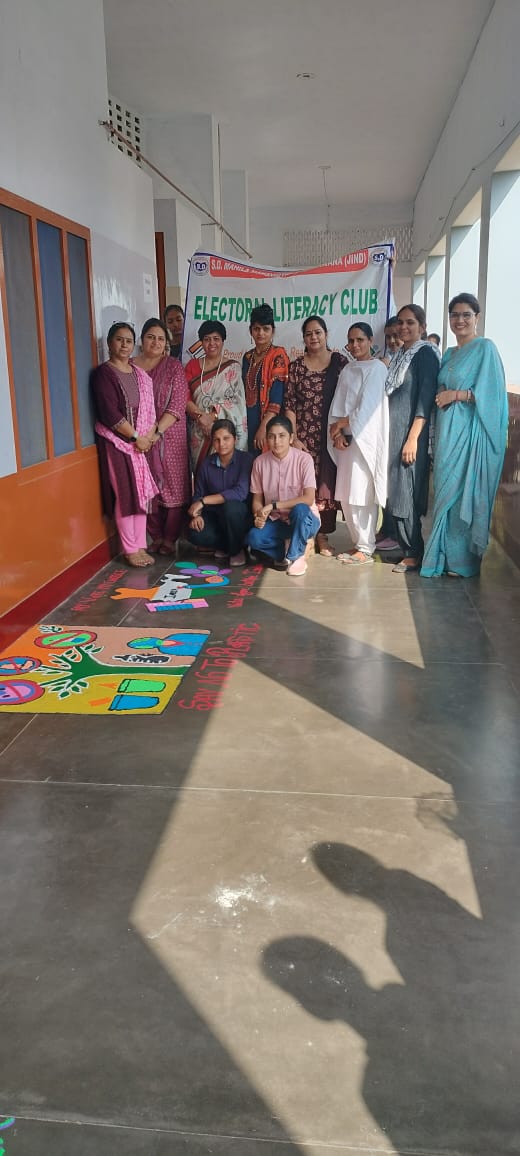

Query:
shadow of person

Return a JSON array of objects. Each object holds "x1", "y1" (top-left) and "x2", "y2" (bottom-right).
[{"x1": 262, "y1": 843, "x2": 520, "y2": 1155}]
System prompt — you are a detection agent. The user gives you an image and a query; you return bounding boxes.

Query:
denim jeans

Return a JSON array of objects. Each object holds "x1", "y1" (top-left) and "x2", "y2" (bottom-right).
[{"x1": 246, "y1": 503, "x2": 320, "y2": 562}]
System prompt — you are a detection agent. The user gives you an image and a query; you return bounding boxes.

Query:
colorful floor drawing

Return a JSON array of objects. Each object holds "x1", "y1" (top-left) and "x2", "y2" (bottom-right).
[
  {"x1": 111, "y1": 563, "x2": 232, "y2": 611},
  {"x1": 0, "y1": 625, "x2": 210, "y2": 715}
]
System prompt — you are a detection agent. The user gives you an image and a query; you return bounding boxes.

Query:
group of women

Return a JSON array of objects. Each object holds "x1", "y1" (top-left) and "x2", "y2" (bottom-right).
[{"x1": 91, "y1": 292, "x2": 508, "y2": 580}]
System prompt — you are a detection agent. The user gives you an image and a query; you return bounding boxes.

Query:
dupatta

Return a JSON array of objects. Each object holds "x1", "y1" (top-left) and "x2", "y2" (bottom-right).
[{"x1": 95, "y1": 364, "x2": 158, "y2": 509}]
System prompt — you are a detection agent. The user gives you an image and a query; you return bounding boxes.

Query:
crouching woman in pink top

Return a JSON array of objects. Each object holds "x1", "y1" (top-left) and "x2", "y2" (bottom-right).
[{"x1": 246, "y1": 414, "x2": 320, "y2": 575}]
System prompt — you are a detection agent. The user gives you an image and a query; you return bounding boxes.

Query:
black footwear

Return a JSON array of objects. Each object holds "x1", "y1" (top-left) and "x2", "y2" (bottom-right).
[{"x1": 273, "y1": 557, "x2": 289, "y2": 571}]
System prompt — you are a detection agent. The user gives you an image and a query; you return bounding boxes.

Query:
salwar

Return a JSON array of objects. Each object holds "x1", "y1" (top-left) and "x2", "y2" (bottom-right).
[
  {"x1": 247, "y1": 503, "x2": 320, "y2": 562},
  {"x1": 187, "y1": 500, "x2": 251, "y2": 557},
  {"x1": 341, "y1": 502, "x2": 378, "y2": 556},
  {"x1": 319, "y1": 506, "x2": 338, "y2": 535},
  {"x1": 117, "y1": 513, "x2": 147, "y2": 554},
  {"x1": 107, "y1": 455, "x2": 147, "y2": 554},
  {"x1": 394, "y1": 506, "x2": 423, "y2": 559},
  {"x1": 147, "y1": 498, "x2": 185, "y2": 546},
  {"x1": 379, "y1": 505, "x2": 398, "y2": 540}
]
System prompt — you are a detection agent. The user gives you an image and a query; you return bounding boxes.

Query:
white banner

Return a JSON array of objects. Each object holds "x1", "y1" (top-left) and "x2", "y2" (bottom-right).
[{"x1": 183, "y1": 244, "x2": 394, "y2": 364}]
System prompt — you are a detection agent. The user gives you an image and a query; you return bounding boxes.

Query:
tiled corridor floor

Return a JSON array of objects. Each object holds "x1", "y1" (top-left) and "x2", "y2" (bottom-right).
[{"x1": 1, "y1": 530, "x2": 519, "y2": 1155}]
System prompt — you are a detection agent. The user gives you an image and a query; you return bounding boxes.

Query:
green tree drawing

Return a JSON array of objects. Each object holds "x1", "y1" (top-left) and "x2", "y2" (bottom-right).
[{"x1": 38, "y1": 644, "x2": 187, "y2": 701}]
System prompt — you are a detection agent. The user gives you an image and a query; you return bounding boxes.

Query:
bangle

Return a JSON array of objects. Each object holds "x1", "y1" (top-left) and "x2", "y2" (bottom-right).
[{"x1": 272, "y1": 500, "x2": 277, "y2": 511}]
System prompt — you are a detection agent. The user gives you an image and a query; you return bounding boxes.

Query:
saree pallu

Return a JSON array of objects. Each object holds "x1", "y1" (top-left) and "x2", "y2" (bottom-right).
[
  {"x1": 186, "y1": 358, "x2": 247, "y2": 474},
  {"x1": 421, "y1": 337, "x2": 508, "y2": 577}
]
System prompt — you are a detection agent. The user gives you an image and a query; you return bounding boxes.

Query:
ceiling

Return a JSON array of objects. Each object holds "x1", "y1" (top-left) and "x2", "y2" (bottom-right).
[{"x1": 104, "y1": 0, "x2": 494, "y2": 211}]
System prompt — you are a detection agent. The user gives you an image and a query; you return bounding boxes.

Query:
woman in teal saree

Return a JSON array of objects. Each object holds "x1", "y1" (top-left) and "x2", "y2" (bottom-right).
[{"x1": 421, "y1": 293, "x2": 508, "y2": 578}]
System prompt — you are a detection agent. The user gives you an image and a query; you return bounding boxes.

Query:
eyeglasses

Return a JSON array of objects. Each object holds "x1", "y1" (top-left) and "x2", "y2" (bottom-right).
[{"x1": 449, "y1": 311, "x2": 475, "y2": 321}]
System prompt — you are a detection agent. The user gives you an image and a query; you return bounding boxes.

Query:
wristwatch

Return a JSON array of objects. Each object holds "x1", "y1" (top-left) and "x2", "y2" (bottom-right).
[{"x1": 272, "y1": 500, "x2": 277, "y2": 510}]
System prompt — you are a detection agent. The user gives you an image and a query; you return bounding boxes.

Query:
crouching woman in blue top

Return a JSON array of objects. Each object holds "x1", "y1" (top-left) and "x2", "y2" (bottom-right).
[{"x1": 186, "y1": 419, "x2": 253, "y2": 566}]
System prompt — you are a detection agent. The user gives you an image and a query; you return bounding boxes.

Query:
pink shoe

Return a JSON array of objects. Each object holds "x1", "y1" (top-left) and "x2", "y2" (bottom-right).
[
  {"x1": 214, "y1": 549, "x2": 228, "y2": 559},
  {"x1": 286, "y1": 556, "x2": 307, "y2": 576},
  {"x1": 230, "y1": 550, "x2": 246, "y2": 567}
]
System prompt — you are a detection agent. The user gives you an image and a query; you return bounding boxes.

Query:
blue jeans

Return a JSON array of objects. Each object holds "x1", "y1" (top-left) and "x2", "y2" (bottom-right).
[{"x1": 246, "y1": 503, "x2": 320, "y2": 562}]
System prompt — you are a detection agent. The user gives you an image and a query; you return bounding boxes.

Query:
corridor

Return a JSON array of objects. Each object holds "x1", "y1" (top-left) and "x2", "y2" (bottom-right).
[{"x1": 1, "y1": 532, "x2": 519, "y2": 1155}]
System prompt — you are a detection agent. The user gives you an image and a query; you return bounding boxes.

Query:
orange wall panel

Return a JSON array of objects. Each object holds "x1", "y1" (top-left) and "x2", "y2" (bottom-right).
[{"x1": 0, "y1": 448, "x2": 109, "y2": 616}]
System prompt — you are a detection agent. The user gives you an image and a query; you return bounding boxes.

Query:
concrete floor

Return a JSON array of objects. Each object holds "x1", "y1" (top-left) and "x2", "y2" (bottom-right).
[{"x1": 1, "y1": 528, "x2": 519, "y2": 1155}]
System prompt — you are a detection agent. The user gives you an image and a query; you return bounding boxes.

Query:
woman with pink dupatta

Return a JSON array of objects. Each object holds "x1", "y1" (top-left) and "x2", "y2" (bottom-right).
[
  {"x1": 133, "y1": 318, "x2": 191, "y2": 555},
  {"x1": 91, "y1": 322, "x2": 158, "y2": 567}
]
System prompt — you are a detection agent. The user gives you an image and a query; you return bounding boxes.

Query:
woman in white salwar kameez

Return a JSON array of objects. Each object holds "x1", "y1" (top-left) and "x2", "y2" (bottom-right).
[{"x1": 328, "y1": 323, "x2": 389, "y2": 566}]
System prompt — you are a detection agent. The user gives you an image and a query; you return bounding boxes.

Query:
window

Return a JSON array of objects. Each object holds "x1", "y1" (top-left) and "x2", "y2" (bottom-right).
[
  {"x1": 0, "y1": 189, "x2": 96, "y2": 470},
  {"x1": 37, "y1": 221, "x2": 76, "y2": 456},
  {"x1": 0, "y1": 204, "x2": 47, "y2": 467},
  {"x1": 67, "y1": 233, "x2": 95, "y2": 447}
]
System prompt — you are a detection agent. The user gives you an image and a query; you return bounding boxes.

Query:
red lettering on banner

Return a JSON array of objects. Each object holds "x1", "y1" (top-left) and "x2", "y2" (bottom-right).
[{"x1": 208, "y1": 251, "x2": 370, "y2": 279}]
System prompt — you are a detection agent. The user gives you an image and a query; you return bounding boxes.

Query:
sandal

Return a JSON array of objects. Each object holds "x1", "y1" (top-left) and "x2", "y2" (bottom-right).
[
  {"x1": 316, "y1": 532, "x2": 335, "y2": 557},
  {"x1": 337, "y1": 551, "x2": 374, "y2": 566},
  {"x1": 392, "y1": 559, "x2": 420, "y2": 573}
]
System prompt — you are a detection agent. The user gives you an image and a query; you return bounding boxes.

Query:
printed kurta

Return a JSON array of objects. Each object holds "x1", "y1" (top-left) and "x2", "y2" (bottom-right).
[
  {"x1": 147, "y1": 357, "x2": 191, "y2": 507},
  {"x1": 285, "y1": 352, "x2": 347, "y2": 510},
  {"x1": 242, "y1": 345, "x2": 289, "y2": 453}
]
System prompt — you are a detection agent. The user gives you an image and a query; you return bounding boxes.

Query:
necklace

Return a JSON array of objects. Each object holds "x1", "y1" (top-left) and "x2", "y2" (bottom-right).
[
  {"x1": 252, "y1": 342, "x2": 272, "y2": 366},
  {"x1": 201, "y1": 352, "x2": 223, "y2": 388}
]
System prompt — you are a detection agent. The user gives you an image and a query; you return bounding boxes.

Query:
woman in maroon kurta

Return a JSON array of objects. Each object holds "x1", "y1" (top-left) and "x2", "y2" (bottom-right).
[
  {"x1": 91, "y1": 322, "x2": 158, "y2": 567},
  {"x1": 133, "y1": 317, "x2": 191, "y2": 554}
]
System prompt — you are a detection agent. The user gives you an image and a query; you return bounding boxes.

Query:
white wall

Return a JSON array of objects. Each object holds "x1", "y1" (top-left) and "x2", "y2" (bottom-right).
[
  {"x1": 174, "y1": 201, "x2": 203, "y2": 297},
  {"x1": 250, "y1": 200, "x2": 413, "y2": 270},
  {"x1": 0, "y1": 0, "x2": 154, "y2": 259},
  {"x1": 413, "y1": 1, "x2": 520, "y2": 263},
  {"x1": 0, "y1": 0, "x2": 157, "y2": 473},
  {"x1": 486, "y1": 170, "x2": 520, "y2": 385},
  {"x1": 154, "y1": 198, "x2": 202, "y2": 303},
  {"x1": 91, "y1": 232, "x2": 158, "y2": 361}
]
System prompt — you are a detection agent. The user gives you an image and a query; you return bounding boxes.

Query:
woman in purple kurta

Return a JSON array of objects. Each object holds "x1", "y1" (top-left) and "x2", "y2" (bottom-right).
[
  {"x1": 133, "y1": 318, "x2": 191, "y2": 554},
  {"x1": 91, "y1": 322, "x2": 158, "y2": 567}
]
